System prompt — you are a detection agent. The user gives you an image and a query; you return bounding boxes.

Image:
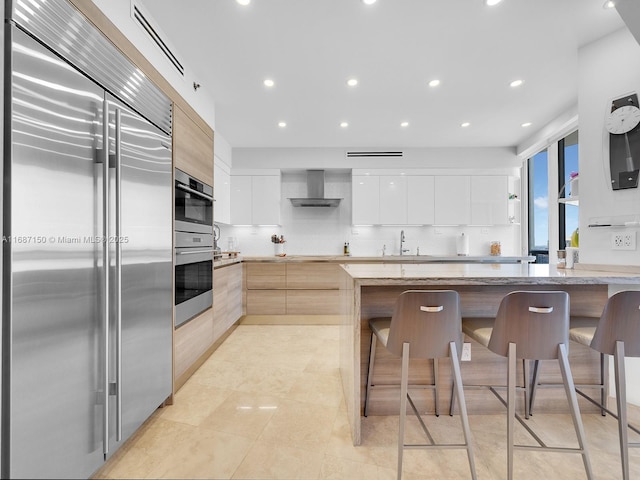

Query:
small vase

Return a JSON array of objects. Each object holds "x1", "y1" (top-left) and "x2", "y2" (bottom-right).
[{"x1": 274, "y1": 243, "x2": 285, "y2": 256}]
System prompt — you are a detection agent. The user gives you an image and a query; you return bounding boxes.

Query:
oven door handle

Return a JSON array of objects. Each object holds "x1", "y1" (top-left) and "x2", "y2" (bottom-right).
[
  {"x1": 176, "y1": 183, "x2": 214, "y2": 202},
  {"x1": 176, "y1": 249, "x2": 215, "y2": 255}
]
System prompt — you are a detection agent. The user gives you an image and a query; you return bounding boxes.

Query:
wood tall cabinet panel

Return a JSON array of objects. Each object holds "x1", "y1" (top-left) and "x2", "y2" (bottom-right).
[
  {"x1": 173, "y1": 105, "x2": 214, "y2": 185},
  {"x1": 434, "y1": 176, "x2": 471, "y2": 225},
  {"x1": 174, "y1": 308, "x2": 214, "y2": 384},
  {"x1": 470, "y1": 175, "x2": 508, "y2": 225},
  {"x1": 213, "y1": 263, "x2": 243, "y2": 339}
]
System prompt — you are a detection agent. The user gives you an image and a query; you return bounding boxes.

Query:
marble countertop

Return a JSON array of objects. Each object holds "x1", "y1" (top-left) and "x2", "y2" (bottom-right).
[
  {"x1": 241, "y1": 255, "x2": 535, "y2": 264},
  {"x1": 340, "y1": 263, "x2": 640, "y2": 285}
]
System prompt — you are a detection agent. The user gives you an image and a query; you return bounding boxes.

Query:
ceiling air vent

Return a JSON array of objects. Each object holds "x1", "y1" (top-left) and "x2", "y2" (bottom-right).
[
  {"x1": 346, "y1": 151, "x2": 404, "y2": 158},
  {"x1": 132, "y1": 3, "x2": 185, "y2": 76}
]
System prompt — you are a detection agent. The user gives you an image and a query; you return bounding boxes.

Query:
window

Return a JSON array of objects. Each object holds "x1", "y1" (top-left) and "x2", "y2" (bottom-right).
[
  {"x1": 559, "y1": 131, "x2": 579, "y2": 249},
  {"x1": 528, "y1": 150, "x2": 549, "y2": 263}
]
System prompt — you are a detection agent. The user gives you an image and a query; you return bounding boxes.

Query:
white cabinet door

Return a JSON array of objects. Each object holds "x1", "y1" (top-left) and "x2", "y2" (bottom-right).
[
  {"x1": 352, "y1": 175, "x2": 380, "y2": 224},
  {"x1": 407, "y1": 176, "x2": 435, "y2": 225},
  {"x1": 214, "y1": 162, "x2": 231, "y2": 224},
  {"x1": 471, "y1": 176, "x2": 508, "y2": 225},
  {"x1": 230, "y1": 175, "x2": 252, "y2": 225},
  {"x1": 434, "y1": 176, "x2": 470, "y2": 225},
  {"x1": 252, "y1": 175, "x2": 281, "y2": 225},
  {"x1": 379, "y1": 176, "x2": 407, "y2": 224}
]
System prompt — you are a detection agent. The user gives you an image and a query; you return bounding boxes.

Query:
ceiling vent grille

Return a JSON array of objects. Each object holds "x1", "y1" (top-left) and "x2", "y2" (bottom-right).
[
  {"x1": 346, "y1": 151, "x2": 404, "y2": 158},
  {"x1": 132, "y1": 3, "x2": 185, "y2": 76}
]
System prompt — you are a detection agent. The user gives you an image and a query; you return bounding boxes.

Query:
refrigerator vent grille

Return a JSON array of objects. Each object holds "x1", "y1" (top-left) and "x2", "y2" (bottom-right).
[
  {"x1": 132, "y1": 4, "x2": 185, "y2": 76},
  {"x1": 346, "y1": 151, "x2": 404, "y2": 158}
]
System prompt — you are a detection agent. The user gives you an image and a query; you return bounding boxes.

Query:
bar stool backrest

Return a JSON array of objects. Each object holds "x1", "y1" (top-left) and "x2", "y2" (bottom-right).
[
  {"x1": 590, "y1": 290, "x2": 640, "y2": 357},
  {"x1": 487, "y1": 291, "x2": 570, "y2": 360},
  {"x1": 385, "y1": 290, "x2": 462, "y2": 359}
]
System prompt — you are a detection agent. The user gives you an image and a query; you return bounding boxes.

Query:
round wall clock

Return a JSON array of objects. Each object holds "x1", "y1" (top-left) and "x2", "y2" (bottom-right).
[{"x1": 605, "y1": 105, "x2": 640, "y2": 134}]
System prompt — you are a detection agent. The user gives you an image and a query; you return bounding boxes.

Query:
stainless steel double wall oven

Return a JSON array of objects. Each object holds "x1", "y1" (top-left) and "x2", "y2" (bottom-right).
[{"x1": 174, "y1": 169, "x2": 214, "y2": 327}]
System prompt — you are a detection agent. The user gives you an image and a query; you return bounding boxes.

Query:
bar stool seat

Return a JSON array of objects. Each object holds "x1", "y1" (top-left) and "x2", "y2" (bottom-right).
[{"x1": 364, "y1": 290, "x2": 477, "y2": 480}]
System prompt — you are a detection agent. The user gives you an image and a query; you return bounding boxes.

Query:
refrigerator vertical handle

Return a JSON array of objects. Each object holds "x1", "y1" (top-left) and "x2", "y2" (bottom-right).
[
  {"x1": 102, "y1": 99, "x2": 110, "y2": 456},
  {"x1": 114, "y1": 108, "x2": 123, "y2": 442}
]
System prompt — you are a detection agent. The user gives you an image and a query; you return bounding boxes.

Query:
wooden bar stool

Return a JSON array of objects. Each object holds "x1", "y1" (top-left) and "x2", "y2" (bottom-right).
[
  {"x1": 461, "y1": 291, "x2": 593, "y2": 480},
  {"x1": 567, "y1": 290, "x2": 640, "y2": 480},
  {"x1": 364, "y1": 290, "x2": 476, "y2": 480}
]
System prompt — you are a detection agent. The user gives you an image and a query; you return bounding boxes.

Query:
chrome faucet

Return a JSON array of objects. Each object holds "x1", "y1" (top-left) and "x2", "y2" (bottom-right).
[{"x1": 400, "y1": 230, "x2": 409, "y2": 255}]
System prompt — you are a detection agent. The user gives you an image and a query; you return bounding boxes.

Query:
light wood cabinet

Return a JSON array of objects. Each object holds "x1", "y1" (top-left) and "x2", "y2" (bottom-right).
[
  {"x1": 174, "y1": 261, "x2": 243, "y2": 391},
  {"x1": 245, "y1": 262, "x2": 342, "y2": 315},
  {"x1": 173, "y1": 105, "x2": 214, "y2": 185}
]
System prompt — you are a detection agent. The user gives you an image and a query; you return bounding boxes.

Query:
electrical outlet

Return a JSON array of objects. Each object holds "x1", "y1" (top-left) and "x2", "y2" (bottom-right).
[
  {"x1": 461, "y1": 342, "x2": 471, "y2": 361},
  {"x1": 611, "y1": 232, "x2": 636, "y2": 250}
]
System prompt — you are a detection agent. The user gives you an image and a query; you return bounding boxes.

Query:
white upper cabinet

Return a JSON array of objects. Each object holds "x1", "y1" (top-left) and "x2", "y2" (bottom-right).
[
  {"x1": 470, "y1": 176, "x2": 509, "y2": 225},
  {"x1": 231, "y1": 172, "x2": 281, "y2": 225},
  {"x1": 352, "y1": 175, "x2": 380, "y2": 225},
  {"x1": 379, "y1": 175, "x2": 407, "y2": 224},
  {"x1": 434, "y1": 176, "x2": 471, "y2": 225},
  {"x1": 213, "y1": 160, "x2": 231, "y2": 224},
  {"x1": 407, "y1": 176, "x2": 435, "y2": 225}
]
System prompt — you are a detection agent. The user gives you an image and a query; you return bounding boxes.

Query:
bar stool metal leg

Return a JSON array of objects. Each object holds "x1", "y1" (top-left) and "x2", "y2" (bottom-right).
[
  {"x1": 558, "y1": 343, "x2": 593, "y2": 480},
  {"x1": 507, "y1": 343, "x2": 517, "y2": 480},
  {"x1": 433, "y1": 358, "x2": 440, "y2": 417},
  {"x1": 398, "y1": 342, "x2": 410, "y2": 480},
  {"x1": 614, "y1": 341, "x2": 630, "y2": 480}
]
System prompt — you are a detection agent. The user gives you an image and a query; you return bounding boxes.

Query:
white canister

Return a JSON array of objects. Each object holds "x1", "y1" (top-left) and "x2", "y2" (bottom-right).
[
  {"x1": 569, "y1": 177, "x2": 579, "y2": 198},
  {"x1": 456, "y1": 233, "x2": 469, "y2": 256},
  {"x1": 566, "y1": 247, "x2": 579, "y2": 268}
]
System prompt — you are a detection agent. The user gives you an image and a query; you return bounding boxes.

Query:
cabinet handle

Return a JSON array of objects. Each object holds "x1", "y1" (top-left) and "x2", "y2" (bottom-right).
[
  {"x1": 528, "y1": 306, "x2": 553, "y2": 314},
  {"x1": 102, "y1": 97, "x2": 110, "y2": 455},
  {"x1": 114, "y1": 107, "x2": 122, "y2": 442},
  {"x1": 420, "y1": 306, "x2": 444, "y2": 312}
]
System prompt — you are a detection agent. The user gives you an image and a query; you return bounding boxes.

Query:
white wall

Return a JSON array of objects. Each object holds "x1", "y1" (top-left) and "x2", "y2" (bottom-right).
[
  {"x1": 91, "y1": 0, "x2": 216, "y2": 129},
  {"x1": 578, "y1": 28, "x2": 640, "y2": 266},
  {"x1": 577, "y1": 27, "x2": 640, "y2": 406}
]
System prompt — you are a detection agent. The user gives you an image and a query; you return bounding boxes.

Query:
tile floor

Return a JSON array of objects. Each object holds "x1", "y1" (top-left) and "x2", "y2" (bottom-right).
[{"x1": 95, "y1": 324, "x2": 640, "y2": 479}]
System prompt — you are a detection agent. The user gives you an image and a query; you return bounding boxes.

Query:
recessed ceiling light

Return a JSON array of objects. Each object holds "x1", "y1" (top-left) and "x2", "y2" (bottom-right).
[
  {"x1": 340, "y1": 122, "x2": 349, "y2": 128},
  {"x1": 347, "y1": 78, "x2": 358, "y2": 87},
  {"x1": 428, "y1": 79, "x2": 441, "y2": 88},
  {"x1": 521, "y1": 122, "x2": 532, "y2": 128},
  {"x1": 400, "y1": 122, "x2": 409, "y2": 127},
  {"x1": 603, "y1": 1, "x2": 616, "y2": 9},
  {"x1": 461, "y1": 122, "x2": 471, "y2": 128},
  {"x1": 263, "y1": 78, "x2": 275, "y2": 87},
  {"x1": 484, "y1": 0, "x2": 503, "y2": 6},
  {"x1": 362, "y1": 0, "x2": 377, "y2": 5},
  {"x1": 236, "y1": 0, "x2": 250, "y2": 5},
  {"x1": 510, "y1": 79, "x2": 524, "y2": 88},
  {"x1": 278, "y1": 122, "x2": 287, "y2": 128}
]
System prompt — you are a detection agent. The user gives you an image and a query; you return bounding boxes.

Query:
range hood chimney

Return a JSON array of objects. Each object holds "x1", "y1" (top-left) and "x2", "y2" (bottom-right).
[{"x1": 289, "y1": 170, "x2": 342, "y2": 207}]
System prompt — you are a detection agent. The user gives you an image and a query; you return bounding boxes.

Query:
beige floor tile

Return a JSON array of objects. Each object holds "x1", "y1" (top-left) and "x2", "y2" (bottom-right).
[
  {"x1": 158, "y1": 380, "x2": 232, "y2": 427},
  {"x1": 257, "y1": 398, "x2": 340, "y2": 453},
  {"x1": 287, "y1": 371, "x2": 344, "y2": 408},
  {"x1": 231, "y1": 440, "x2": 324, "y2": 479},
  {"x1": 319, "y1": 454, "x2": 380, "y2": 479},
  {"x1": 199, "y1": 390, "x2": 281, "y2": 439}
]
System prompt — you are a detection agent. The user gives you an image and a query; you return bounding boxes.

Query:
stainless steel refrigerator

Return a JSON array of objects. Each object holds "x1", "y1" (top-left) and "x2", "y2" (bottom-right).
[{"x1": 2, "y1": 1, "x2": 173, "y2": 477}]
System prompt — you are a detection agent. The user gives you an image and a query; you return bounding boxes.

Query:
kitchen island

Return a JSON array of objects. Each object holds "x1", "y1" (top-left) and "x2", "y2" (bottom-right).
[{"x1": 338, "y1": 262, "x2": 640, "y2": 445}]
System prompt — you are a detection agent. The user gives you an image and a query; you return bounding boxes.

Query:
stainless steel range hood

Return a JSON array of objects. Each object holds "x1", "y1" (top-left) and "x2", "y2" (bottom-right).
[{"x1": 289, "y1": 170, "x2": 342, "y2": 207}]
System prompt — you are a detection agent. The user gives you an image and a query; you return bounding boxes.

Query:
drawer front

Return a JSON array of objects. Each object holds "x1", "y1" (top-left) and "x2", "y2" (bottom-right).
[
  {"x1": 286, "y1": 263, "x2": 341, "y2": 289},
  {"x1": 246, "y1": 263, "x2": 286, "y2": 289},
  {"x1": 246, "y1": 290, "x2": 286, "y2": 315},
  {"x1": 286, "y1": 290, "x2": 343, "y2": 315}
]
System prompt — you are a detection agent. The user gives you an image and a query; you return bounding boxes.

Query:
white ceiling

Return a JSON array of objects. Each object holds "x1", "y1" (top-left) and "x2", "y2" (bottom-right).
[{"x1": 140, "y1": 0, "x2": 625, "y2": 149}]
